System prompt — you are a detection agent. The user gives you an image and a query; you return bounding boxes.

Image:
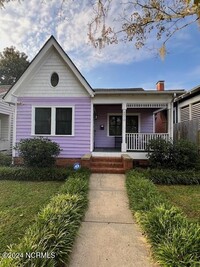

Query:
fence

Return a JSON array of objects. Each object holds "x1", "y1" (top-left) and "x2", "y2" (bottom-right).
[{"x1": 173, "y1": 119, "x2": 200, "y2": 147}]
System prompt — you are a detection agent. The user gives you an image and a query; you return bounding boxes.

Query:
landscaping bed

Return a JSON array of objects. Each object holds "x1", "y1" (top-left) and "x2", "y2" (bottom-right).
[
  {"x1": 0, "y1": 168, "x2": 90, "y2": 267},
  {"x1": 126, "y1": 170, "x2": 200, "y2": 267}
]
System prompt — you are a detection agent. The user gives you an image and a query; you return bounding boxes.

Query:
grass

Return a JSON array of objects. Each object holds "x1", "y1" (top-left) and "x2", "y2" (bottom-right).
[
  {"x1": 156, "y1": 185, "x2": 200, "y2": 223},
  {"x1": 0, "y1": 180, "x2": 64, "y2": 253}
]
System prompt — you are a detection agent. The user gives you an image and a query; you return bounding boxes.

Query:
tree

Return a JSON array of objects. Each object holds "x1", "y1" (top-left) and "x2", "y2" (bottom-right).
[
  {"x1": 0, "y1": 0, "x2": 14, "y2": 8},
  {"x1": 1, "y1": 0, "x2": 199, "y2": 58},
  {"x1": 88, "y1": 0, "x2": 200, "y2": 58},
  {"x1": 0, "y1": 46, "x2": 29, "y2": 85}
]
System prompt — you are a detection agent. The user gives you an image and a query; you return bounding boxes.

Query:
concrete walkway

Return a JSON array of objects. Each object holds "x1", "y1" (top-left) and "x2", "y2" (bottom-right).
[{"x1": 68, "y1": 174, "x2": 158, "y2": 267}]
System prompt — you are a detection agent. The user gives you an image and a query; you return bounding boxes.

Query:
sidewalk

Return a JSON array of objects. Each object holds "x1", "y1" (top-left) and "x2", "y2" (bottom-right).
[{"x1": 68, "y1": 173, "x2": 159, "y2": 267}]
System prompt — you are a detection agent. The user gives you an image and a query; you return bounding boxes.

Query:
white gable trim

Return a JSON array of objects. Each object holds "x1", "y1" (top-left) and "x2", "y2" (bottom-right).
[{"x1": 4, "y1": 36, "x2": 94, "y2": 102}]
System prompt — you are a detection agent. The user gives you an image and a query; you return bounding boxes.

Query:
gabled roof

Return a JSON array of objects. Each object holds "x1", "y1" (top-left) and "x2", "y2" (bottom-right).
[{"x1": 3, "y1": 36, "x2": 94, "y2": 101}]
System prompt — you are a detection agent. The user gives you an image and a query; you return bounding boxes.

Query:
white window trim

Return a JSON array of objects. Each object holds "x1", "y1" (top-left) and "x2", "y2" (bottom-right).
[
  {"x1": 32, "y1": 106, "x2": 75, "y2": 136},
  {"x1": 107, "y1": 113, "x2": 141, "y2": 137}
]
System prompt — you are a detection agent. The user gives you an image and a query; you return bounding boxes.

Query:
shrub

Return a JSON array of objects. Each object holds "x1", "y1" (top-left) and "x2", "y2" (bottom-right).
[
  {"x1": 147, "y1": 138, "x2": 200, "y2": 170},
  {"x1": 15, "y1": 138, "x2": 61, "y2": 167},
  {"x1": 145, "y1": 169, "x2": 200, "y2": 185},
  {"x1": 0, "y1": 153, "x2": 12, "y2": 166},
  {"x1": 126, "y1": 170, "x2": 200, "y2": 267},
  {"x1": 173, "y1": 139, "x2": 200, "y2": 171},
  {"x1": 0, "y1": 170, "x2": 90, "y2": 267},
  {"x1": 146, "y1": 138, "x2": 173, "y2": 169},
  {"x1": 0, "y1": 167, "x2": 69, "y2": 181}
]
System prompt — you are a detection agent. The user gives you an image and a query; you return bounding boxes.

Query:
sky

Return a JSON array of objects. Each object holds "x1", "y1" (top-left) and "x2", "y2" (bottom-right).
[{"x1": 0, "y1": 0, "x2": 200, "y2": 91}]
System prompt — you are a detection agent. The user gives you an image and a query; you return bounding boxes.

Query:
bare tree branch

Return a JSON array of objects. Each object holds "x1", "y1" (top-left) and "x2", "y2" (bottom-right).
[{"x1": 88, "y1": 0, "x2": 200, "y2": 57}]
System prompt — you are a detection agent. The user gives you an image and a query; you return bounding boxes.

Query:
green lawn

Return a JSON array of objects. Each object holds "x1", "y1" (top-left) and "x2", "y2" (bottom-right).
[
  {"x1": 156, "y1": 185, "x2": 200, "y2": 223},
  {"x1": 0, "y1": 180, "x2": 64, "y2": 253}
]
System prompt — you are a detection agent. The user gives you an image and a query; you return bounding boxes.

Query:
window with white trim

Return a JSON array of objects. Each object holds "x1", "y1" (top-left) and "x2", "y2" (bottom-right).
[
  {"x1": 34, "y1": 107, "x2": 73, "y2": 136},
  {"x1": 108, "y1": 115, "x2": 138, "y2": 136}
]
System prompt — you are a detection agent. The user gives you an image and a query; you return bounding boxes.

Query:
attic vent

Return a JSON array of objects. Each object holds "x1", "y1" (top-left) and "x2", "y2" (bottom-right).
[{"x1": 51, "y1": 72, "x2": 59, "y2": 87}]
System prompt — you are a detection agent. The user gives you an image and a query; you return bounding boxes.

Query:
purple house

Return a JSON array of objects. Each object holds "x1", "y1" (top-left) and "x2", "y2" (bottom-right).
[{"x1": 3, "y1": 36, "x2": 184, "y2": 172}]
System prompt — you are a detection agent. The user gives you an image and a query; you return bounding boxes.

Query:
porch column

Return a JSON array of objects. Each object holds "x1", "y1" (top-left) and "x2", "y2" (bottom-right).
[{"x1": 121, "y1": 103, "x2": 127, "y2": 152}]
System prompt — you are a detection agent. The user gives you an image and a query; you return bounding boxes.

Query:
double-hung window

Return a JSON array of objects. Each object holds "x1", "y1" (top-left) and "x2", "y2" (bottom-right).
[
  {"x1": 56, "y1": 108, "x2": 72, "y2": 135},
  {"x1": 35, "y1": 108, "x2": 51, "y2": 134},
  {"x1": 34, "y1": 107, "x2": 73, "y2": 136}
]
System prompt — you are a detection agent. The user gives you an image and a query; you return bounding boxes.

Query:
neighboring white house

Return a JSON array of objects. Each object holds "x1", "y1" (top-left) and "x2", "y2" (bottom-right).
[
  {"x1": 0, "y1": 85, "x2": 14, "y2": 153},
  {"x1": 174, "y1": 85, "x2": 200, "y2": 146}
]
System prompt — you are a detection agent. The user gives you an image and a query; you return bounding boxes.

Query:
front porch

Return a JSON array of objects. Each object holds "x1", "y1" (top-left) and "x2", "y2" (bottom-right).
[{"x1": 92, "y1": 103, "x2": 172, "y2": 157}]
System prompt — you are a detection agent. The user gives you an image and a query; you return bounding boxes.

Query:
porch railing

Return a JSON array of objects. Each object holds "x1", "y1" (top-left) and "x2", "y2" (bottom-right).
[{"x1": 126, "y1": 133, "x2": 170, "y2": 151}]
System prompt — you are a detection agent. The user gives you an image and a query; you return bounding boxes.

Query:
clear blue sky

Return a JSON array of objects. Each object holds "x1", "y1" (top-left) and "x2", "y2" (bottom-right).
[{"x1": 0, "y1": 1, "x2": 199, "y2": 91}]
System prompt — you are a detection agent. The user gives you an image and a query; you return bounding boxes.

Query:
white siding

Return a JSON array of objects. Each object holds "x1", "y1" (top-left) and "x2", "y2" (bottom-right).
[
  {"x1": 0, "y1": 98, "x2": 13, "y2": 115},
  {"x1": 0, "y1": 97, "x2": 14, "y2": 153},
  {"x1": 19, "y1": 48, "x2": 89, "y2": 98}
]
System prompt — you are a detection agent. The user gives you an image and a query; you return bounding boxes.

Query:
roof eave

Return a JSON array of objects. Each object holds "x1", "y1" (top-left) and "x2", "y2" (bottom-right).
[{"x1": 94, "y1": 90, "x2": 185, "y2": 95}]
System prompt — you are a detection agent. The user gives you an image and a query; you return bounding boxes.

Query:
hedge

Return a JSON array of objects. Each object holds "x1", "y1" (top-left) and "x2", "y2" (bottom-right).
[
  {"x1": 0, "y1": 167, "x2": 71, "y2": 181},
  {"x1": 0, "y1": 169, "x2": 90, "y2": 267},
  {"x1": 144, "y1": 169, "x2": 200, "y2": 185},
  {"x1": 0, "y1": 153, "x2": 12, "y2": 167},
  {"x1": 126, "y1": 170, "x2": 200, "y2": 267}
]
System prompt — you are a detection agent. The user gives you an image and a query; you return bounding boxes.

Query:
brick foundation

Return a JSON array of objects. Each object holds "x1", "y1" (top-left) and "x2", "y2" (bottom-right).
[
  {"x1": 13, "y1": 155, "x2": 135, "y2": 172},
  {"x1": 13, "y1": 157, "x2": 82, "y2": 168}
]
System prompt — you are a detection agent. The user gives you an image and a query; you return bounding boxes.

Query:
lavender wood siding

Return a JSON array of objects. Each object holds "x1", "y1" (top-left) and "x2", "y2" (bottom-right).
[
  {"x1": 16, "y1": 97, "x2": 91, "y2": 158},
  {"x1": 94, "y1": 104, "x2": 155, "y2": 148},
  {"x1": 139, "y1": 109, "x2": 155, "y2": 133}
]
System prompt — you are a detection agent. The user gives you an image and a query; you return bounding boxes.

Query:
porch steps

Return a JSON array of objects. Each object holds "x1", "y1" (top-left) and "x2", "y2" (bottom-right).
[{"x1": 90, "y1": 156, "x2": 125, "y2": 174}]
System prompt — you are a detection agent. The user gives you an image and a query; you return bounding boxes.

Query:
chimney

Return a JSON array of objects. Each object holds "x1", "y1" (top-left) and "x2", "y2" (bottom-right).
[{"x1": 156, "y1": 80, "x2": 165, "y2": 91}]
